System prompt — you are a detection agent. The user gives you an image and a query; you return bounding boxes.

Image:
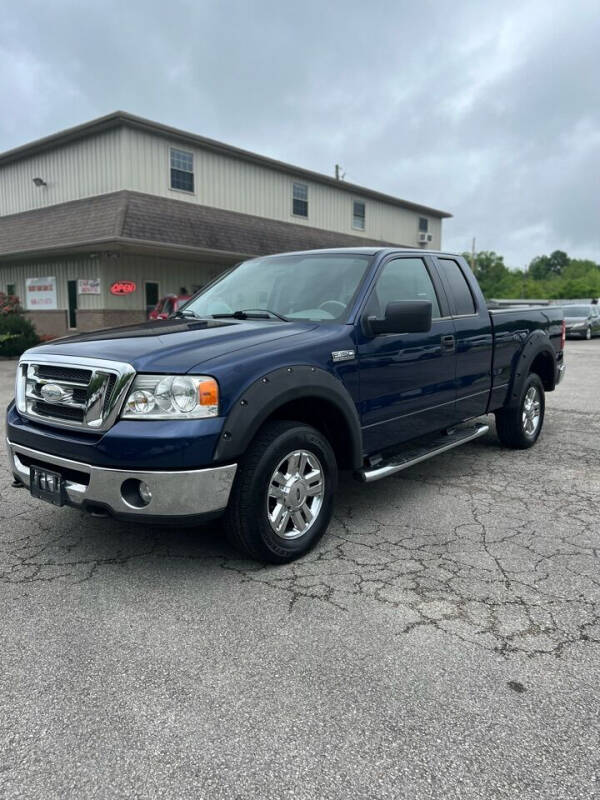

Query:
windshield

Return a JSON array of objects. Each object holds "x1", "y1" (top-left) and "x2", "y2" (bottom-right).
[
  {"x1": 183, "y1": 253, "x2": 373, "y2": 322},
  {"x1": 564, "y1": 306, "x2": 590, "y2": 317}
]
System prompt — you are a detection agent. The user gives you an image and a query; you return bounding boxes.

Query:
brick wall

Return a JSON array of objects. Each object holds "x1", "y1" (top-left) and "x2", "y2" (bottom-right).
[
  {"x1": 76, "y1": 310, "x2": 146, "y2": 332},
  {"x1": 25, "y1": 310, "x2": 68, "y2": 339},
  {"x1": 25, "y1": 309, "x2": 147, "y2": 339}
]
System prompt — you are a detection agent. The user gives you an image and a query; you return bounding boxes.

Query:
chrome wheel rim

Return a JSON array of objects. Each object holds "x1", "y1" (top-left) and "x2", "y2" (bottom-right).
[
  {"x1": 522, "y1": 386, "x2": 541, "y2": 436},
  {"x1": 586, "y1": 328, "x2": 591, "y2": 340},
  {"x1": 267, "y1": 450, "x2": 325, "y2": 540}
]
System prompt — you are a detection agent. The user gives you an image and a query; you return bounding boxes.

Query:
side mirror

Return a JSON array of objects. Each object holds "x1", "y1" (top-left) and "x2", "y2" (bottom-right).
[{"x1": 364, "y1": 300, "x2": 432, "y2": 336}]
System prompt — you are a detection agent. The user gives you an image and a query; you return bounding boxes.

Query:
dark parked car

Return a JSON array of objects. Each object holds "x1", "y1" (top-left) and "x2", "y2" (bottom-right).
[
  {"x1": 563, "y1": 305, "x2": 600, "y2": 340},
  {"x1": 8, "y1": 248, "x2": 565, "y2": 563}
]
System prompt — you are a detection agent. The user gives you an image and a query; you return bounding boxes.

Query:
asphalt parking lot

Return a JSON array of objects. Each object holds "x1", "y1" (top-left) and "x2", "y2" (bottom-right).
[{"x1": 1, "y1": 339, "x2": 599, "y2": 799}]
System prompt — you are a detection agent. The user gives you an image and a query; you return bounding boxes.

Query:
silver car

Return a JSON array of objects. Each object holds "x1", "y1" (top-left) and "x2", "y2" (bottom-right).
[{"x1": 563, "y1": 304, "x2": 600, "y2": 340}]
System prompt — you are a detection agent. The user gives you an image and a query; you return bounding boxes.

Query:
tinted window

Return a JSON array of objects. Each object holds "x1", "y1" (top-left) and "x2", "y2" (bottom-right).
[
  {"x1": 366, "y1": 257, "x2": 441, "y2": 319},
  {"x1": 418, "y1": 217, "x2": 429, "y2": 232},
  {"x1": 438, "y1": 258, "x2": 476, "y2": 316}
]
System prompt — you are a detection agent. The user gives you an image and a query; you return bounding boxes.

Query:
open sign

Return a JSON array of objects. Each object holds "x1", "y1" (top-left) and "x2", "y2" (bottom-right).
[{"x1": 110, "y1": 280, "x2": 137, "y2": 295}]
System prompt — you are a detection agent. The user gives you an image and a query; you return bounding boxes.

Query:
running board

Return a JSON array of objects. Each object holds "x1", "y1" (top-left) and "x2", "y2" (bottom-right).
[{"x1": 358, "y1": 423, "x2": 490, "y2": 483}]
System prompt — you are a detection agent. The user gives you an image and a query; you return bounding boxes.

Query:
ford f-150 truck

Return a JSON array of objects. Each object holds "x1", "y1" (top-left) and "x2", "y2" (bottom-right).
[{"x1": 7, "y1": 248, "x2": 565, "y2": 563}]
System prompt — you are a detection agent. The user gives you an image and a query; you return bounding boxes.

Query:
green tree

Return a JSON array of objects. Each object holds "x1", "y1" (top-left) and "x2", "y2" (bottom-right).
[{"x1": 462, "y1": 251, "x2": 510, "y2": 298}]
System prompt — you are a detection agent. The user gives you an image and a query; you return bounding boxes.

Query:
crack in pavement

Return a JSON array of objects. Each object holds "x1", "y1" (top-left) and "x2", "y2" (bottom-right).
[{"x1": 1, "y1": 373, "x2": 599, "y2": 663}]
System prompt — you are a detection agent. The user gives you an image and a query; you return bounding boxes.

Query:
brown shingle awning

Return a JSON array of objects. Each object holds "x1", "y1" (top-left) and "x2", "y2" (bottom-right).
[{"x1": 0, "y1": 190, "x2": 398, "y2": 261}]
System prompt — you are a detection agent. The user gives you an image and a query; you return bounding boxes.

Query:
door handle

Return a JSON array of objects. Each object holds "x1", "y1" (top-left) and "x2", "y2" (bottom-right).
[{"x1": 441, "y1": 334, "x2": 456, "y2": 352}]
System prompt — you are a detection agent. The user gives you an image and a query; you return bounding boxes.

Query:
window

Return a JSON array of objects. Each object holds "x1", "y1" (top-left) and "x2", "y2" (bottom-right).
[
  {"x1": 170, "y1": 148, "x2": 194, "y2": 192},
  {"x1": 7, "y1": 283, "x2": 16, "y2": 296},
  {"x1": 437, "y1": 258, "x2": 476, "y2": 316},
  {"x1": 418, "y1": 217, "x2": 429, "y2": 233},
  {"x1": 186, "y1": 253, "x2": 371, "y2": 323},
  {"x1": 292, "y1": 182, "x2": 308, "y2": 217},
  {"x1": 366, "y1": 257, "x2": 441, "y2": 319},
  {"x1": 352, "y1": 201, "x2": 366, "y2": 230},
  {"x1": 162, "y1": 297, "x2": 175, "y2": 316}
]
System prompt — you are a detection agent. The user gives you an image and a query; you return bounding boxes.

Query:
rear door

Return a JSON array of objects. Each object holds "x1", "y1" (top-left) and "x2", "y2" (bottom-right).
[
  {"x1": 357, "y1": 254, "x2": 457, "y2": 453},
  {"x1": 434, "y1": 257, "x2": 493, "y2": 421}
]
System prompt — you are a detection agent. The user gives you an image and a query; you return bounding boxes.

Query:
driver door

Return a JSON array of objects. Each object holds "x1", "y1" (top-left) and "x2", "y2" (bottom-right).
[{"x1": 357, "y1": 255, "x2": 457, "y2": 453}]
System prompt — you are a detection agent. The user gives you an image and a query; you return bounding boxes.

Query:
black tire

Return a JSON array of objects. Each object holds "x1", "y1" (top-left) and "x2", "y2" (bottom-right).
[
  {"x1": 223, "y1": 420, "x2": 338, "y2": 563},
  {"x1": 495, "y1": 373, "x2": 545, "y2": 449}
]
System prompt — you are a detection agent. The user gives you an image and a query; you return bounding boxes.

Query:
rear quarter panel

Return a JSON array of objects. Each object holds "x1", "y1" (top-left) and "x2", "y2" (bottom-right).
[{"x1": 488, "y1": 306, "x2": 563, "y2": 409}]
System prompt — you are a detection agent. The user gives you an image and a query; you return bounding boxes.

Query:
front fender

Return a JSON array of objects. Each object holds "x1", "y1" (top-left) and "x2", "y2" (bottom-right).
[{"x1": 213, "y1": 365, "x2": 362, "y2": 469}]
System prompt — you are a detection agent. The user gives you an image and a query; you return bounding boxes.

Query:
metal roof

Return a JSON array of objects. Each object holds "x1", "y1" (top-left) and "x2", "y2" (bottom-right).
[{"x1": 0, "y1": 111, "x2": 452, "y2": 220}]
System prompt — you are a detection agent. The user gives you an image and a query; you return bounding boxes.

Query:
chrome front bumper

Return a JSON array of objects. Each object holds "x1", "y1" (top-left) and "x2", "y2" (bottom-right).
[{"x1": 7, "y1": 440, "x2": 237, "y2": 521}]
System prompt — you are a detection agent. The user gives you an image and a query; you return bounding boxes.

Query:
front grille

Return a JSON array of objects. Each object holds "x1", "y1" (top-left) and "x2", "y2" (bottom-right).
[
  {"x1": 36, "y1": 365, "x2": 92, "y2": 383},
  {"x1": 16, "y1": 356, "x2": 135, "y2": 432},
  {"x1": 33, "y1": 401, "x2": 85, "y2": 422}
]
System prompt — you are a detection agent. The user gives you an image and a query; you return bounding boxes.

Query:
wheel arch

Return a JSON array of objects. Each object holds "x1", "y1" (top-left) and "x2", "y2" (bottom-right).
[
  {"x1": 506, "y1": 330, "x2": 556, "y2": 408},
  {"x1": 213, "y1": 365, "x2": 363, "y2": 470}
]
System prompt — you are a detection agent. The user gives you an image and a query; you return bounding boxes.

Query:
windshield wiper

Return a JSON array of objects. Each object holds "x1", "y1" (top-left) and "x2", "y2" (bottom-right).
[{"x1": 212, "y1": 308, "x2": 289, "y2": 321}]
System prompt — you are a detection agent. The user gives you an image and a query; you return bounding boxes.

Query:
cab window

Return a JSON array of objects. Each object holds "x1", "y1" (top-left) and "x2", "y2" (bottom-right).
[{"x1": 365, "y1": 257, "x2": 441, "y2": 319}]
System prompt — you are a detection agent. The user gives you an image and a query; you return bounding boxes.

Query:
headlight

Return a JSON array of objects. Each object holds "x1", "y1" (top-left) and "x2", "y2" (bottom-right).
[
  {"x1": 572, "y1": 322, "x2": 585, "y2": 328},
  {"x1": 121, "y1": 375, "x2": 219, "y2": 419}
]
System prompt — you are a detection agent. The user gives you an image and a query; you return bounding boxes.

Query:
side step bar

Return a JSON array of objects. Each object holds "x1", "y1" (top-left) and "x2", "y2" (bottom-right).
[{"x1": 358, "y1": 423, "x2": 490, "y2": 483}]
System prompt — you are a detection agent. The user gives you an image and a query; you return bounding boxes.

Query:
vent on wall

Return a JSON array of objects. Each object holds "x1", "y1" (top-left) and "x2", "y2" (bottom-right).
[{"x1": 418, "y1": 232, "x2": 433, "y2": 244}]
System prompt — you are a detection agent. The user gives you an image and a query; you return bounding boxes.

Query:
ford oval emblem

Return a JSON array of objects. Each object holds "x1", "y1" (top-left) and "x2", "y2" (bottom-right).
[{"x1": 40, "y1": 383, "x2": 71, "y2": 403}]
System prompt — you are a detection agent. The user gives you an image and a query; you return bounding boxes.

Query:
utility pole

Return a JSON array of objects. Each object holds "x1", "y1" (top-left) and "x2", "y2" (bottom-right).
[
  {"x1": 335, "y1": 164, "x2": 345, "y2": 181},
  {"x1": 470, "y1": 237, "x2": 476, "y2": 272}
]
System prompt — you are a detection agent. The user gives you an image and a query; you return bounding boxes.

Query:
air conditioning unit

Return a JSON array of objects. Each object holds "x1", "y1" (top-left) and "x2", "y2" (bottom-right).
[
  {"x1": 427, "y1": 233, "x2": 433, "y2": 243},
  {"x1": 418, "y1": 232, "x2": 428, "y2": 244}
]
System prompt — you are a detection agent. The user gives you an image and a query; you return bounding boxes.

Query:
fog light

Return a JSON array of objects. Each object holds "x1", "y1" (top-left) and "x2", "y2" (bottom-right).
[
  {"x1": 121, "y1": 478, "x2": 153, "y2": 508},
  {"x1": 138, "y1": 481, "x2": 152, "y2": 505}
]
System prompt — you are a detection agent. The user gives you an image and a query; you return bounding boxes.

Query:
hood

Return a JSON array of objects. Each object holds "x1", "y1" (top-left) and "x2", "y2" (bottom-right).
[{"x1": 27, "y1": 317, "x2": 318, "y2": 373}]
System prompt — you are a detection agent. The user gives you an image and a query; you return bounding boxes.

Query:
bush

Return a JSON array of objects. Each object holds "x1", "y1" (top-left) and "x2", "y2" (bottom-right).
[{"x1": 0, "y1": 296, "x2": 40, "y2": 357}]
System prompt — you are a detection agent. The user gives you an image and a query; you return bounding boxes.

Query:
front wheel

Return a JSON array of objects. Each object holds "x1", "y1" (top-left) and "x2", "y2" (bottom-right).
[
  {"x1": 223, "y1": 421, "x2": 338, "y2": 563},
  {"x1": 495, "y1": 373, "x2": 545, "y2": 449},
  {"x1": 585, "y1": 327, "x2": 592, "y2": 340}
]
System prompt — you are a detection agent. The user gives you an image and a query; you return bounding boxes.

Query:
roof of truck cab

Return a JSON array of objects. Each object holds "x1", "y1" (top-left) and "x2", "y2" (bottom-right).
[{"x1": 257, "y1": 247, "x2": 462, "y2": 258}]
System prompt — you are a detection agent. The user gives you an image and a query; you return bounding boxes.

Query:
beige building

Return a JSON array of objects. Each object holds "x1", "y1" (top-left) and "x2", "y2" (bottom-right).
[{"x1": 0, "y1": 112, "x2": 451, "y2": 337}]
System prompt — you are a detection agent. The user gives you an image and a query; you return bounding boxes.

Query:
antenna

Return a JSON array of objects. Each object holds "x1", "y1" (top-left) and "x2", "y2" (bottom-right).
[{"x1": 334, "y1": 164, "x2": 346, "y2": 181}]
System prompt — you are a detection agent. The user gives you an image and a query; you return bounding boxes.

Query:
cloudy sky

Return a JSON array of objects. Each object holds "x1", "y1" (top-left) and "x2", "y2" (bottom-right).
[{"x1": 1, "y1": 0, "x2": 599, "y2": 267}]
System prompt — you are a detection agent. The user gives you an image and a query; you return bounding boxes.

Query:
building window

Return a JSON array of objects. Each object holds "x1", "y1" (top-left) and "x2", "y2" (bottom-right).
[
  {"x1": 352, "y1": 201, "x2": 366, "y2": 230},
  {"x1": 170, "y1": 148, "x2": 194, "y2": 192},
  {"x1": 419, "y1": 217, "x2": 429, "y2": 233},
  {"x1": 292, "y1": 182, "x2": 308, "y2": 217},
  {"x1": 7, "y1": 283, "x2": 16, "y2": 297}
]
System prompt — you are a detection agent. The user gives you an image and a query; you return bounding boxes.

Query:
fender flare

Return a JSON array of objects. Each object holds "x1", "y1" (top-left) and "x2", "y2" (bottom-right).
[
  {"x1": 213, "y1": 365, "x2": 363, "y2": 469},
  {"x1": 505, "y1": 330, "x2": 556, "y2": 408}
]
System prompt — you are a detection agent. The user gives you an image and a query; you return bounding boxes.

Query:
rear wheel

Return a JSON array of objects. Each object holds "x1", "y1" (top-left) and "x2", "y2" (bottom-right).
[
  {"x1": 223, "y1": 420, "x2": 337, "y2": 563},
  {"x1": 495, "y1": 373, "x2": 545, "y2": 449}
]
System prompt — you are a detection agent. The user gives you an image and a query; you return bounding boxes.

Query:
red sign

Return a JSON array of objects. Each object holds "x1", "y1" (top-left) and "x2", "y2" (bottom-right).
[{"x1": 110, "y1": 280, "x2": 137, "y2": 295}]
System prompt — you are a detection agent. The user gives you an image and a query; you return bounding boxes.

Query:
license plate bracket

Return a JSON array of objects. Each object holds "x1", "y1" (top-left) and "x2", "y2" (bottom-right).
[{"x1": 30, "y1": 465, "x2": 66, "y2": 506}]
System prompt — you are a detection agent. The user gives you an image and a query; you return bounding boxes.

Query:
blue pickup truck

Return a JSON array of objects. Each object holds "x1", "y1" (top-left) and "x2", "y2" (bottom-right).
[{"x1": 7, "y1": 248, "x2": 565, "y2": 562}]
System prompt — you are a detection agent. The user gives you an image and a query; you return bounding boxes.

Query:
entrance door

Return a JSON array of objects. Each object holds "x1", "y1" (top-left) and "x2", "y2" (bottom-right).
[
  {"x1": 357, "y1": 255, "x2": 457, "y2": 453},
  {"x1": 145, "y1": 282, "x2": 159, "y2": 317},
  {"x1": 67, "y1": 280, "x2": 77, "y2": 329}
]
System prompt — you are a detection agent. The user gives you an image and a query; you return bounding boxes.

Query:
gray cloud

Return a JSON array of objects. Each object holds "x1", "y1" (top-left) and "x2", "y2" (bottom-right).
[{"x1": 1, "y1": 0, "x2": 599, "y2": 266}]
